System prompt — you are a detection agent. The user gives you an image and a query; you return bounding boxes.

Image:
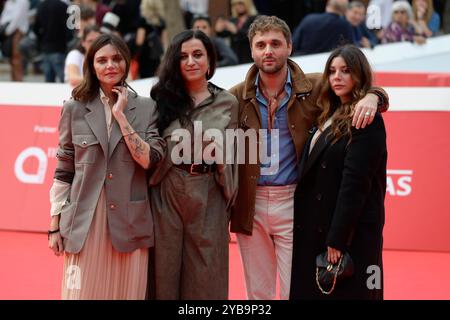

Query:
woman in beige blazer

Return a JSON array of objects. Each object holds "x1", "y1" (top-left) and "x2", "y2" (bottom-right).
[{"x1": 47, "y1": 34, "x2": 165, "y2": 299}]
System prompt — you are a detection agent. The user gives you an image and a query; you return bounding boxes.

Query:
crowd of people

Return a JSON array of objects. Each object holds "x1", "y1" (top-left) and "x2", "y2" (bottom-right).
[
  {"x1": 0, "y1": 0, "x2": 170, "y2": 82},
  {"x1": 0, "y1": 0, "x2": 447, "y2": 82}
]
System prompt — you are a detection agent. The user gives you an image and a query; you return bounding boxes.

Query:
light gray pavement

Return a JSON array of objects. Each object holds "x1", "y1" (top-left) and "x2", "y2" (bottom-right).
[{"x1": 0, "y1": 59, "x2": 45, "y2": 82}]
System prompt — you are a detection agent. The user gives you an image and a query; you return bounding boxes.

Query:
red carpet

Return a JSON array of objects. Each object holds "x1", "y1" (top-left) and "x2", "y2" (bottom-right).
[{"x1": 1, "y1": 230, "x2": 449, "y2": 300}]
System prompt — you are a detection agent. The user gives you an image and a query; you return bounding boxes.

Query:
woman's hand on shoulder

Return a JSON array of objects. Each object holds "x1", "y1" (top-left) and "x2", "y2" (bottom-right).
[{"x1": 352, "y1": 93, "x2": 378, "y2": 129}]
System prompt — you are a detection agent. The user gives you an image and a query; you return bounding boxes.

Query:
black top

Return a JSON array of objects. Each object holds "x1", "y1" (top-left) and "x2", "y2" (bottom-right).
[
  {"x1": 112, "y1": 0, "x2": 141, "y2": 35},
  {"x1": 137, "y1": 17, "x2": 166, "y2": 61},
  {"x1": 34, "y1": 0, "x2": 70, "y2": 54},
  {"x1": 138, "y1": 16, "x2": 166, "y2": 38},
  {"x1": 292, "y1": 12, "x2": 353, "y2": 56},
  {"x1": 216, "y1": 15, "x2": 256, "y2": 64}
]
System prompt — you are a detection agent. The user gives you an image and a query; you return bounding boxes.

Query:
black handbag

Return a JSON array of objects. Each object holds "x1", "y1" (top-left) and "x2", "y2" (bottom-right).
[{"x1": 315, "y1": 251, "x2": 354, "y2": 295}]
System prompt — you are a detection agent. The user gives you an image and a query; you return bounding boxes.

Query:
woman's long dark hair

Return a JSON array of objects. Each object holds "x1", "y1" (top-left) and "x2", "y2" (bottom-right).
[
  {"x1": 72, "y1": 33, "x2": 132, "y2": 103},
  {"x1": 150, "y1": 29, "x2": 217, "y2": 134},
  {"x1": 317, "y1": 44, "x2": 373, "y2": 144}
]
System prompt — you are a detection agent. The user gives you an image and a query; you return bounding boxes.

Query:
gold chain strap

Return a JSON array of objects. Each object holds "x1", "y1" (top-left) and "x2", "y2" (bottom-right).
[{"x1": 315, "y1": 255, "x2": 344, "y2": 295}]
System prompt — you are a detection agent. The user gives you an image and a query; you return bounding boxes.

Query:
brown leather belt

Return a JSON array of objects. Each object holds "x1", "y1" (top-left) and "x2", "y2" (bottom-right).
[{"x1": 174, "y1": 163, "x2": 217, "y2": 175}]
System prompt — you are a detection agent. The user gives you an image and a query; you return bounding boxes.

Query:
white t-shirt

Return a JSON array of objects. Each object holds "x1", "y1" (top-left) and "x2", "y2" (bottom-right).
[
  {"x1": 0, "y1": 0, "x2": 29, "y2": 35},
  {"x1": 368, "y1": 0, "x2": 393, "y2": 29},
  {"x1": 179, "y1": 0, "x2": 208, "y2": 14},
  {"x1": 64, "y1": 49, "x2": 84, "y2": 83}
]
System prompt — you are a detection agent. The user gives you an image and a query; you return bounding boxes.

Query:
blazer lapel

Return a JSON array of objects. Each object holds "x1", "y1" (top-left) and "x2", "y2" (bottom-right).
[
  {"x1": 301, "y1": 126, "x2": 332, "y2": 178},
  {"x1": 84, "y1": 96, "x2": 108, "y2": 158},
  {"x1": 239, "y1": 98, "x2": 262, "y2": 133},
  {"x1": 108, "y1": 91, "x2": 137, "y2": 159},
  {"x1": 298, "y1": 127, "x2": 315, "y2": 178}
]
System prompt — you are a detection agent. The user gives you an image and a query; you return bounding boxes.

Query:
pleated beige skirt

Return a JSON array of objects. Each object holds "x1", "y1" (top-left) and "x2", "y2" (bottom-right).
[{"x1": 61, "y1": 188, "x2": 148, "y2": 300}]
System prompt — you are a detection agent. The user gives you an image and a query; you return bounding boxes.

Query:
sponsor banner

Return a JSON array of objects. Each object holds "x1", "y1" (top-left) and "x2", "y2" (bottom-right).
[
  {"x1": 383, "y1": 112, "x2": 450, "y2": 252},
  {"x1": 0, "y1": 105, "x2": 449, "y2": 252},
  {"x1": 374, "y1": 72, "x2": 450, "y2": 87},
  {"x1": 0, "y1": 105, "x2": 61, "y2": 231}
]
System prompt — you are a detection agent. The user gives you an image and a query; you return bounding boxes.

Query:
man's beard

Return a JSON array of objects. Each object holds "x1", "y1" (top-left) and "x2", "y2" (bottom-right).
[{"x1": 257, "y1": 59, "x2": 284, "y2": 74}]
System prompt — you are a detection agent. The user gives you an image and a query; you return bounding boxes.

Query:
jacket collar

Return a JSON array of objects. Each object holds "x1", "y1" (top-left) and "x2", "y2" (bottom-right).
[
  {"x1": 84, "y1": 95, "x2": 108, "y2": 158},
  {"x1": 301, "y1": 126, "x2": 332, "y2": 178},
  {"x1": 194, "y1": 82, "x2": 221, "y2": 109},
  {"x1": 242, "y1": 59, "x2": 313, "y2": 101},
  {"x1": 108, "y1": 91, "x2": 137, "y2": 159},
  {"x1": 84, "y1": 90, "x2": 137, "y2": 159}
]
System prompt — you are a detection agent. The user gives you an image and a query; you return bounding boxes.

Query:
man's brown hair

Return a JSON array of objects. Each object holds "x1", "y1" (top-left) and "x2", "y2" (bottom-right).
[{"x1": 247, "y1": 15, "x2": 292, "y2": 45}]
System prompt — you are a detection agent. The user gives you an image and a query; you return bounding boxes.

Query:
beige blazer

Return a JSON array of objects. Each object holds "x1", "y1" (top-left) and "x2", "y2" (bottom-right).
[{"x1": 55, "y1": 91, "x2": 165, "y2": 253}]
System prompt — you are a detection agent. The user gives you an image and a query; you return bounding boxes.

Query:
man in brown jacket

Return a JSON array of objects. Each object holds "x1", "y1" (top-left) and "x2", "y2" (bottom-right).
[{"x1": 229, "y1": 15, "x2": 388, "y2": 300}]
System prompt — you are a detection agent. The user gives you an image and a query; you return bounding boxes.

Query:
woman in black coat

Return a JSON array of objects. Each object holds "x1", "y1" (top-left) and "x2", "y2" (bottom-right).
[{"x1": 289, "y1": 45, "x2": 387, "y2": 300}]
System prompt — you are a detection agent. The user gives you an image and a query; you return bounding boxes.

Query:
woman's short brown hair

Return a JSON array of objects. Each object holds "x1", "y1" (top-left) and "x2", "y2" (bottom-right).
[{"x1": 247, "y1": 15, "x2": 292, "y2": 46}]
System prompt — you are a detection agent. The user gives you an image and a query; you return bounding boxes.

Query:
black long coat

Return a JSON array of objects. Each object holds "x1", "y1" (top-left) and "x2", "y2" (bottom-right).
[{"x1": 290, "y1": 113, "x2": 387, "y2": 300}]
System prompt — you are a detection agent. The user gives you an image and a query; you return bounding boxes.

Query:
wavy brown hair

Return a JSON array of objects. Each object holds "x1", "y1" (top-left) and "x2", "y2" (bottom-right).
[
  {"x1": 247, "y1": 15, "x2": 291, "y2": 45},
  {"x1": 72, "y1": 33, "x2": 131, "y2": 103},
  {"x1": 317, "y1": 45, "x2": 373, "y2": 145}
]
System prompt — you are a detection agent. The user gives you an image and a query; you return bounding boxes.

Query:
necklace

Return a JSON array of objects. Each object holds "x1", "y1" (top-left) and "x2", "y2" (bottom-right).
[{"x1": 260, "y1": 83, "x2": 285, "y2": 131}]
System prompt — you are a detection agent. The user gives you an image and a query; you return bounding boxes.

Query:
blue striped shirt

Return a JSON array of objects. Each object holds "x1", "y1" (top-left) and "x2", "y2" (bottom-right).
[{"x1": 256, "y1": 70, "x2": 298, "y2": 186}]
